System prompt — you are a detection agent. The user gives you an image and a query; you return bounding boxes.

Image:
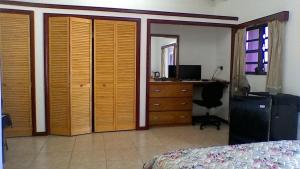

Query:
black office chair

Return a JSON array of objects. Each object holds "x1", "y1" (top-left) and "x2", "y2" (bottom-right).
[{"x1": 192, "y1": 81, "x2": 226, "y2": 130}]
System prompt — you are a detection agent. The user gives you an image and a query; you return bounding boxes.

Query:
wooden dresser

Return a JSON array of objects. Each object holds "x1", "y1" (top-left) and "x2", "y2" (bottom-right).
[{"x1": 149, "y1": 81, "x2": 193, "y2": 126}]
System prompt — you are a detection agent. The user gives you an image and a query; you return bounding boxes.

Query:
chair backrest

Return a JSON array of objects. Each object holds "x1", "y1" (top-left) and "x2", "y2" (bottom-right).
[{"x1": 202, "y1": 82, "x2": 226, "y2": 102}]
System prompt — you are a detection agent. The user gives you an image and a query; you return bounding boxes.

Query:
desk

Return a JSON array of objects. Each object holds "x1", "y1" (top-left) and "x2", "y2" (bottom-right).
[{"x1": 149, "y1": 80, "x2": 229, "y2": 126}]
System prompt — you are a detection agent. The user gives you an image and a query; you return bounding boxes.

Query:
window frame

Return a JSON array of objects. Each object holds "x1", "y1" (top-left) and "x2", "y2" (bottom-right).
[{"x1": 245, "y1": 24, "x2": 268, "y2": 75}]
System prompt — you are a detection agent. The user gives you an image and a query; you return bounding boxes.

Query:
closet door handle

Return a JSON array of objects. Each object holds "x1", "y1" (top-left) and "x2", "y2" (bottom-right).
[{"x1": 153, "y1": 103, "x2": 160, "y2": 106}]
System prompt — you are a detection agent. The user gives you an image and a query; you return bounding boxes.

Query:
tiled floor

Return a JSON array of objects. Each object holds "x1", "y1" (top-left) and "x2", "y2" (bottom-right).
[{"x1": 5, "y1": 125, "x2": 229, "y2": 169}]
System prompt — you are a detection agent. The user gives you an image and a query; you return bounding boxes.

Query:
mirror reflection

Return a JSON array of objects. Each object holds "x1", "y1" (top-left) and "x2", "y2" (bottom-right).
[{"x1": 150, "y1": 35, "x2": 179, "y2": 79}]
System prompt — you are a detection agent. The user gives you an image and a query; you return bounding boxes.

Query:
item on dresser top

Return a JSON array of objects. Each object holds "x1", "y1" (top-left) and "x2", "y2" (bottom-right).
[
  {"x1": 178, "y1": 65, "x2": 201, "y2": 81},
  {"x1": 153, "y1": 71, "x2": 160, "y2": 78},
  {"x1": 192, "y1": 81, "x2": 226, "y2": 130},
  {"x1": 168, "y1": 65, "x2": 176, "y2": 79}
]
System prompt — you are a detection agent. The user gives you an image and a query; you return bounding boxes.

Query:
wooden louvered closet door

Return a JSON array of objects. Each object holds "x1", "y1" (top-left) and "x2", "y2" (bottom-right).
[
  {"x1": 0, "y1": 13, "x2": 32, "y2": 137},
  {"x1": 49, "y1": 17, "x2": 70, "y2": 135},
  {"x1": 48, "y1": 17, "x2": 92, "y2": 136},
  {"x1": 70, "y1": 17, "x2": 92, "y2": 135},
  {"x1": 115, "y1": 21, "x2": 136, "y2": 130},
  {"x1": 94, "y1": 20, "x2": 115, "y2": 132},
  {"x1": 94, "y1": 19, "x2": 136, "y2": 132}
]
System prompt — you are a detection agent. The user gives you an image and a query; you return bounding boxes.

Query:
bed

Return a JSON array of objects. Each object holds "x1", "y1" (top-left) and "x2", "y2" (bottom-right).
[{"x1": 143, "y1": 140, "x2": 300, "y2": 169}]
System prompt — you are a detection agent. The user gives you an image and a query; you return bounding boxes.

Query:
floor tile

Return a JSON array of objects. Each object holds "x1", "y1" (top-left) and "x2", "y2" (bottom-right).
[
  {"x1": 69, "y1": 150, "x2": 106, "y2": 169},
  {"x1": 41, "y1": 136, "x2": 75, "y2": 152},
  {"x1": 5, "y1": 153, "x2": 36, "y2": 169},
  {"x1": 29, "y1": 152, "x2": 71, "y2": 169},
  {"x1": 106, "y1": 159, "x2": 143, "y2": 169},
  {"x1": 5, "y1": 125, "x2": 229, "y2": 169}
]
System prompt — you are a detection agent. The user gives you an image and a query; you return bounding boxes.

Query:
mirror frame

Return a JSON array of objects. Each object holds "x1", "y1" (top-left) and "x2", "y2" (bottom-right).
[{"x1": 150, "y1": 34, "x2": 180, "y2": 79}]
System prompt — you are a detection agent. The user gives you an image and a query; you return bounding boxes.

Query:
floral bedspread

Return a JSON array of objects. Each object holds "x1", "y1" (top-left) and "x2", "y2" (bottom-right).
[{"x1": 143, "y1": 140, "x2": 300, "y2": 169}]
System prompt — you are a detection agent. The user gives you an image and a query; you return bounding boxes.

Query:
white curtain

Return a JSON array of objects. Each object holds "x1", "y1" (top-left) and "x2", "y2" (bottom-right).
[
  {"x1": 266, "y1": 20, "x2": 285, "y2": 94},
  {"x1": 231, "y1": 29, "x2": 247, "y2": 96},
  {"x1": 161, "y1": 48, "x2": 168, "y2": 78}
]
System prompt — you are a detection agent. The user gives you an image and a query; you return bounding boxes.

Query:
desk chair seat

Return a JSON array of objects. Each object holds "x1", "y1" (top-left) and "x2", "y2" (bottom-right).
[
  {"x1": 193, "y1": 100, "x2": 222, "y2": 109},
  {"x1": 193, "y1": 81, "x2": 225, "y2": 130}
]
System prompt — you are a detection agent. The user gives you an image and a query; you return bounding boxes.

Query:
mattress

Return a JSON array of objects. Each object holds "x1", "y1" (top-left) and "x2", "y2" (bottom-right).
[{"x1": 143, "y1": 140, "x2": 300, "y2": 169}]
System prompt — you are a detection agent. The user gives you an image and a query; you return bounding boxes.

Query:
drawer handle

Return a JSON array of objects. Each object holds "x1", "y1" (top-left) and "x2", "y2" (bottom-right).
[
  {"x1": 153, "y1": 103, "x2": 160, "y2": 106},
  {"x1": 154, "y1": 89, "x2": 161, "y2": 92},
  {"x1": 180, "y1": 115, "x2": 186, "y2": 118},
  {"x1": 181, "y1": 102, "x2": 187, "y2": 105},
  {"x1": 181, "y1": 89, "x2": 188, "y2": 92}
]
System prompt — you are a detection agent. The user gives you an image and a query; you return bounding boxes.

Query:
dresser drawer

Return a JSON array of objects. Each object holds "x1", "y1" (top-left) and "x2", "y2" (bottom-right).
[
  {"x1": 149, "y1": 97, "x2": 192, "y2": 111},
  {"x1": 150, "y1": 111, "x2": 192, "y2": 125},
  {"x1": 149, "y1": 84, "x2": 193, "y2": 98}
]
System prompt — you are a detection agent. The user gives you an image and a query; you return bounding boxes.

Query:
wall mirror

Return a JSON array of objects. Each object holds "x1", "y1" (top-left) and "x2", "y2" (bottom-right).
[{"x1": 150, "y1": 34, "x2": 179, "y2": 80}]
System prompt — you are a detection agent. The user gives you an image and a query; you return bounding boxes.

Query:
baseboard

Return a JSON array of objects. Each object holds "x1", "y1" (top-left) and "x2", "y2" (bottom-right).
[
  {"x1": 33, "y1": 131, "x2": 48, "y2": 136},
  {"x1": 137, "y1": 126, "x2": 149, "y2": 130}
]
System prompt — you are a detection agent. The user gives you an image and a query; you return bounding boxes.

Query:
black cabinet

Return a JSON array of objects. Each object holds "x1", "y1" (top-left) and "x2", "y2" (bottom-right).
[
  {"x1": 270, "y1": 94, "x2": 299, "y2": 141},
  {"x1": 229, "y1": 94, "x2": 299, "y2": 145}
]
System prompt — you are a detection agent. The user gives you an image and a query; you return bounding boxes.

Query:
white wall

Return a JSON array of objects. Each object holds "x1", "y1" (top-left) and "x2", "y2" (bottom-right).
[
  {"x1": 151, "y1": 37, "x2": 177, "y2": 74},
  {"x1": 215, "y1": 0, "x2": 300, "y2": 96},
  {"x1": 151, "y1": 24, "x2": 218, "y2": 79},
  {"x1": 215, "y1": 27, "x2": 232, "y2": 120},
  {"x1": 0, "y1": 3, "x2": 237, "y2": 132},
  {"x1": 151, "y1": 24, "x2": 232, "y2": 119},
  {"x1": 15, "y1": 0, "x2": 216, "y2": 14}
]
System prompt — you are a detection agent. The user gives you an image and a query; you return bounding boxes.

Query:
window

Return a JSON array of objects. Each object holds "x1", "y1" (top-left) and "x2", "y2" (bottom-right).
[{"x1": 245, "y1": 24, "x2": 268, "y2": 75}]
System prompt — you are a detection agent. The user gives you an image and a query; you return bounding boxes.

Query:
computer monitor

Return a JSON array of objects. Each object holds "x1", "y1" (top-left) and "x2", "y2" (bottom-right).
[
  {"x1": 178, "y1": 65, "x2": 201, "y2": 80},
  {"x1": 168, "y1": 65, "x2": 177, "y2": 78}
]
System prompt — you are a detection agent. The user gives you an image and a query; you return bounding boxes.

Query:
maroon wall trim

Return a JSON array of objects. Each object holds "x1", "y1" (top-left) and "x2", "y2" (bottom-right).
[
  {"x1": 149, "y1": 19, "x2": 237, "y2": 28},
  {"x1": 237, "y1": 11, "x2": 289, "y2": 29},
  {"x1": 0, "y1": 0, "x2": 238, "y2": 21}
]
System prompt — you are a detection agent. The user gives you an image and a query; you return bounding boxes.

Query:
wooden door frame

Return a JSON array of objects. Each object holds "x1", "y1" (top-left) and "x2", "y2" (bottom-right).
[
  {"x1": 0, "y1": 8, "x2": 38, "y2": 136},
  {"x1": 145, "y1": 19, "x2": 236, "y2": 129},
  {"x1": 44, "y1": 13, "x2": 141, "y2": 134}
]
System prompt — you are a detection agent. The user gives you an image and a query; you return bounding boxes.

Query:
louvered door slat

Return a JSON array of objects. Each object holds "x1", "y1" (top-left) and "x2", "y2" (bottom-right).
[
  {"x1": 70, "y1": 17, "x2": 92, "y2": 135},
  {"x1": 0, "y1": 13, "x2": 32, "y2": 137},
  {"x1": 49, "y1": 17, "x2": 70, "y2": 135},
  {"x1": 115, "y1": 21, "x2": 136, "y2": 130},
  {"x1": 94, "y1": 20, "x2": 116, "y2": 132}
]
